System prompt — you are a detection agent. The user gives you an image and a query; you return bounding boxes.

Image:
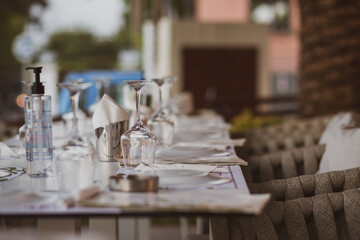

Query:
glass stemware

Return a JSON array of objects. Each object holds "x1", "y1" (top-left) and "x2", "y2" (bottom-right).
[
  {"x1": 162, "y1": 76, "x2": 178, "y2": 120},
  {"x1": 147, "y1": 78, "x2": 175, "y2": 146},
  {"x1": 57, "y1": 80, "x2": 93, "y2": 149},
  {"x1": 56, "y1": 80, "x2": 97, "y2": 197},
  {"x1": 120, "y1": 80, "x2": 157, "y2": 170}
]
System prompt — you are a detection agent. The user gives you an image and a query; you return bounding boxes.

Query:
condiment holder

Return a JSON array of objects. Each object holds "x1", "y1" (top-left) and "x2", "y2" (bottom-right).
[
  {"x1": 109, "y1": 174, "x2": 159, "y2": 192},
  {"x1": 95, "y1": 120, "x2": 129, "y2": 162}
]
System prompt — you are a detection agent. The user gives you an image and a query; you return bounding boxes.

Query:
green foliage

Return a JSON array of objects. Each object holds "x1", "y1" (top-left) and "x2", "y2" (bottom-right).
[
  {"x1": 116, "y1": 0, "x2": 141, "y2": 50},
  {"x1": 115, "y1": 26, "x2": 142, "y2": 50},
  {"x1": 46, "y1": 31, "x2": 118, "y2": 78},
  {"x1": 46, "y1": 0, "x2": 142, "y2": 78},
  {"x1": 231, "y1": 109, "x2": 282, "y2": 133}
]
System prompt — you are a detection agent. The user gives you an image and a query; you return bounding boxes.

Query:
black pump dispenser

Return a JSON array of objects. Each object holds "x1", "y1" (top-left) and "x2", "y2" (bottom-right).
[{"x1": 26, "y1": 66, "x2": 44, "y2": 94}]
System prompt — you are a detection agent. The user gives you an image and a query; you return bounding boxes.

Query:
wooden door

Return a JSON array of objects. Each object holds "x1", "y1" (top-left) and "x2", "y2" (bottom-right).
[{"x1": 183, "y1": 47, "x2": 257, "y2": 120}]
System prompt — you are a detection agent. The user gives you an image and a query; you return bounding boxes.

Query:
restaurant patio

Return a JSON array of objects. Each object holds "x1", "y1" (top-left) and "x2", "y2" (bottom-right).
[{"x1": 1, "y1": 0, "x2": 360, "y2": 239}]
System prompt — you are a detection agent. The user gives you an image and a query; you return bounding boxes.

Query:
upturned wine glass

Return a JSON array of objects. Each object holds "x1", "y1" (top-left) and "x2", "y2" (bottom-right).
[
  {"x1": 120, "y1": 80, "x2": 156, "y2": 170},
  {"x1": 55, "y1": 80, "x2": 97, "y2": 198},
  {"x1": 147, "y1": 78, "x2": 175, "y2": 145},
  {"x1": 162, "y1": 76, "x2": 178, "y2": 119},
  {"x1": 57, "y1": 80, "x2": 93, "y2": 149}
]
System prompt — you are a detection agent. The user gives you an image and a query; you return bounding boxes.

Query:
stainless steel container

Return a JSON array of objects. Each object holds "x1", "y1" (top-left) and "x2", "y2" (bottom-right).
[
  {"x1": 95, "y1": 120, "x2": 129, "y2": 162},
  {"x1": 109, "y1": 174, "x2": 159, "y2": 192}
]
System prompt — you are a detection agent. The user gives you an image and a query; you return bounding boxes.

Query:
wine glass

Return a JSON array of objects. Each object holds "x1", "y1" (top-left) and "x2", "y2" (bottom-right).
[
  {"x1": 162, "y1": 76, "x2": 178, "y2": 120},
  {"x1": 120, "y1": 80, "x2": 157, "y2": 171},
  {"x1": 147, "y1": 78, "x2": 175, "y2": 145},
  {"x1": 56, "y1": 80, "x2": 97, "y2": 197},
  {"x1": 57, "y1": 80, "x2": 93, "y2": 149}
]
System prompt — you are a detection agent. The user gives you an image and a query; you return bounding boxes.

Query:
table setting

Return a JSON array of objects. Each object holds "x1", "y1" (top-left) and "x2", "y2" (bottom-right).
[{"x1": 0, "y1": 77, "x2": 270, "y2": 220}]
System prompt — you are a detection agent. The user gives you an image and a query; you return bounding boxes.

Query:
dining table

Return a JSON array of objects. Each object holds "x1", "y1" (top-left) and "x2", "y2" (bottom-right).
[{"x1": 0, "y1": 109, "x2": 269, "y2": 240}]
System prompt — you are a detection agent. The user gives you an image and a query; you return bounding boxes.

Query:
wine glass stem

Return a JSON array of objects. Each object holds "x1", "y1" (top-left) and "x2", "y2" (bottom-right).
[
  {"x1": 70, "y1": 92, "x2": 80, "y2": 137},
  {"x1": 158, "y1": 86, "x2": 163, "y2": 108},
  {"x1": 168, "y1": 83, "x2": 173, "y2": 99},
  {"x1": 135, "y1": 88, "x2": 142, "y2": 125}
]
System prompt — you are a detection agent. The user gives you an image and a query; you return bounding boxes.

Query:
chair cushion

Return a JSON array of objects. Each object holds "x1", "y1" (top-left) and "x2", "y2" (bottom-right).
[
  {"x1": 318, "y1": 125, "x2": 360, "y2": 173},
  {"x1": 319, "y1": 112, "x2": 360, "y2": 144}
]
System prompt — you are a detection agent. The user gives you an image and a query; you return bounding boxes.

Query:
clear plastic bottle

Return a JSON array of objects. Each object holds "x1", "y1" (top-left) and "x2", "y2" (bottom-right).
[{"x1": 24, "y1": 67, "x2": 53, "y2": 177}]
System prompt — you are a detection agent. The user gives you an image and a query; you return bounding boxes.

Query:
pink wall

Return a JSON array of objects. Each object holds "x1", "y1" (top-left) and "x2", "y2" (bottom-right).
[
  {"x1": 269, "y1": 35, "x2": 300, "y2": 73},
  {"x1": 195, "y1": 0, "x2": 300, "y2": 74},
  {"x1": 196, "y1": 0, "x2": 250, "y2": 23}
]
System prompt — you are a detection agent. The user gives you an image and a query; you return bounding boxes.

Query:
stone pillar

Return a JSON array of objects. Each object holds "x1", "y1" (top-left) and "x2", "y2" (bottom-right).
[{"x1": 298, "y1": 0, "x2": 360, "y2": 117}]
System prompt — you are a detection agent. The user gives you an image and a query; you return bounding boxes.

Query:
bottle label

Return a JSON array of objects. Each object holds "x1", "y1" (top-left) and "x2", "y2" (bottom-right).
[{"x1": 25, "y1": 100, "x2": 53, "y2": 164}]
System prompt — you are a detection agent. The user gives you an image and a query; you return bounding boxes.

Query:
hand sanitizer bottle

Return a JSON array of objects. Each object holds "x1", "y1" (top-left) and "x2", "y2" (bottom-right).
[{"x1": 24, "y1": 66, "x2": 53, "y2": 177}]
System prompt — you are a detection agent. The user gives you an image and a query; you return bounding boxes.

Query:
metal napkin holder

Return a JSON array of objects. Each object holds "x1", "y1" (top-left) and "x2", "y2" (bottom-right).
[{"x1": 95, "y1": 120, "x2": 129, "y2": 162}]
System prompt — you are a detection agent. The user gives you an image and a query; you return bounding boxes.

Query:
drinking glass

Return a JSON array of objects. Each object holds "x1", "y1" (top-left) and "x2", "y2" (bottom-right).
[
  {"x1": 121, "y1": 80, "x2": 157, "y2": 170},
  {"x1": 162, "y1": 76, "x2": 178, "y2": 121},
  {"x1": 147, "y1": 78, "x2": 175, "y2": 145},
  {"x1": 55, "y1": 150, "x2": 97, "y2": 195},
  {"x1": 57, "y1": 80, "x2": 93, "y2": 149}
]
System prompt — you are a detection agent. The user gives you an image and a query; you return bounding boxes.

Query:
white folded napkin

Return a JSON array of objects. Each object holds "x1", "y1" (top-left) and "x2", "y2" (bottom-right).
[
  {"x1": 174, "y1": 138, "x2": 246, "y2": 148},
  {"x1": 172, "y1": 143, "x2": 227, "y2": 151},
  {"x1": 156, "y1": 156, "x2": 247, "y2": 166},
  {"x1": 92, "y1": 94, "x2": 129, "y2": 129},
  {"x1": 135, "y1": 163, "x2": 229, "y2": 173},
  {"x1": 0, "y1": 142, "x2": 19, "y2": 157}
]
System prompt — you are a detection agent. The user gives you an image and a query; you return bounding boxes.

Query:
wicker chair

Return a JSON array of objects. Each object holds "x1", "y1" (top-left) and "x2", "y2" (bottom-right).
[
  {"x1": 234, "y1": 115, "x2": 331, "y2": 158},
  {"x1": 249, "y1": 167, "x2": 360, "y2": 201},
  {"x1": 244, "y1": 144, "x2": 326, "y2": 183},
  {"x1": 243, "y1": 115, "x2": 331, "y2": 139},
  {"x1": 239, "y1": 131, "x2": 323, "y2": 158},
  {"x1": 211, "y1": 188, "x2": 360, "y2": 240},
  {"x1": 211, "y1": 167, "x2": 360, "y2": 239}
]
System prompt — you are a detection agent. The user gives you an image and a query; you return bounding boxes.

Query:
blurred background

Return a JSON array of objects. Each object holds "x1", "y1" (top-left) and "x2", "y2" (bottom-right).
[
  {"x1": 1, "y1": 0, "x2": 360, "y2": 238},
  {"x1": 1, "y1": 0, "x2": 359, "y2": 137}
]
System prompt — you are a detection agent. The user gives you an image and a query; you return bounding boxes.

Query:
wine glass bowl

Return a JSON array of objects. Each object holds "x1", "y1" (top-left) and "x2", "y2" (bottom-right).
[
  {"x1": 121, "y1": 80, "x2": 157, "y2": 170},
  {"x1": 58, "y1": 81, "x2": 93, "y2": 96},
  {"x1": 120, "y1": 124, "x2": 156, "y2": 168},
  {"x1": 152, "y1": 78, "x2": 166, "y2": 88}
]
